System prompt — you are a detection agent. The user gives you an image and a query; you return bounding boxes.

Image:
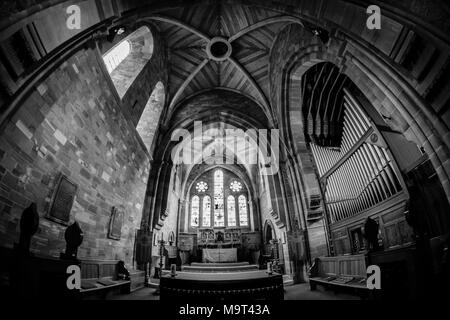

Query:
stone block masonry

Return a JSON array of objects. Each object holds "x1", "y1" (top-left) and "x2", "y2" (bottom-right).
[{"x1": 0, "y1": 47, "x2": 150, "y2": 264}]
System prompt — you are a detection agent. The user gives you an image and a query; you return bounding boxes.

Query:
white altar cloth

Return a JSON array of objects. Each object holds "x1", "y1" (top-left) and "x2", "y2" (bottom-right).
[{"x1": 202, "y1": 248, "x2": 237, "y2": 263}]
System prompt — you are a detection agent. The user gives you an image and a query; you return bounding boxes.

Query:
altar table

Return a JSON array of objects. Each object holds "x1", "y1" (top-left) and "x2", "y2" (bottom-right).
[{"x1": 202, "y1": 248, "x2": 237, "y2": 262}]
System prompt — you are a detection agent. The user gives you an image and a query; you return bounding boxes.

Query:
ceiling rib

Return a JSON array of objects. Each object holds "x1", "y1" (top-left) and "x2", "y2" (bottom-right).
[
  {"x1": 148, "y1": 15, "x2": 211, "y2": 42},
  {"x1": 228, "y1": 16, "x2": 303, "y2": 42},
  {"x1": 169, "y1": 59, "x2": 210, "y2": 111},
  {"x1": 228, "y1": 56, "x2": 270, "y2": 113}
]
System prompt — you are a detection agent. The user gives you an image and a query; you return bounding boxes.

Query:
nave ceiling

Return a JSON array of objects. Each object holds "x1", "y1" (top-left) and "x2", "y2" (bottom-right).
[{"x1": 142, "y1": 2, "x2": 304, "y2": 125}]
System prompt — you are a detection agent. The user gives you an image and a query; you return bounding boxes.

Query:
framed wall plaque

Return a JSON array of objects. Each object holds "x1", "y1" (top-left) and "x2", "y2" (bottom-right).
[
  {"x1": 47, "y1": 173, "x2": 78, "y2": 225},
  {"x1": 108, "y1": 206, "x2": 124, "y2": 240}
]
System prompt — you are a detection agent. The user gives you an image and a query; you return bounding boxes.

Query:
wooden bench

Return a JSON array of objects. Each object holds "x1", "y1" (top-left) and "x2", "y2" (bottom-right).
[
  {"x1": 80, "y1": 259, "x2": 131, "y2": 299},
  {"x1": 308, "y1": 254, "x2": 369, "y2": 296}
]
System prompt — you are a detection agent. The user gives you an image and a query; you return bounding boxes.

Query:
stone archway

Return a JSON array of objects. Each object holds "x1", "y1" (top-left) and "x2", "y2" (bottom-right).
[
  {"x1": 263, "y1": 220, "x2": 275, "y2": 244},
  {"x1": 274, "y1": 24, "x2": 450, "y2": 208}
]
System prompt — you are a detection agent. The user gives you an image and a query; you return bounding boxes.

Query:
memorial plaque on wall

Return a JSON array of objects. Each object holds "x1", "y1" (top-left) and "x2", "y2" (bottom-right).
[
  {"x1": 47, "y1": 174, "x2": 78, "y2": 225},
  {"x1": 108, "y1": 206, "x2": 124, "y2": 240}
]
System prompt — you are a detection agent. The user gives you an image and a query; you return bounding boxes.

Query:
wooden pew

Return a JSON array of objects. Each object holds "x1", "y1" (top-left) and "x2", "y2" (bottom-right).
[
  {"x1": 80, "y1": 259, "x2": 131, "y2": 299},
  {"x1": 308, "y1": 254, "x2": 369, "y2": 296}
]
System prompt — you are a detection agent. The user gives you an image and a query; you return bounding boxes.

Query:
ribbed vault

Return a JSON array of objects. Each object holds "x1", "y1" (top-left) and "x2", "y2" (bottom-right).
[{"x1": 141, "y1": 2, "x2": 304, "y2": 126}]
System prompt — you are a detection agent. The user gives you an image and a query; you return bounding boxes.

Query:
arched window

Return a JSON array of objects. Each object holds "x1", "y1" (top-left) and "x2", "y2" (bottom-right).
[
  {"x1": 189, "y1": 169, "x2": 249, "y2": 230},
  {"x1": 238, "y1": 195, "x2": 248, "y2": 226},
  {"x1": 168, "y1": 231, "x2": 175, "y2": 244},
  {"x1": 102, "y1": 26, "x2": 153, "y2": 98},
  {"x1": 202, "y1": 196, "x2": 211, "y2": 227},
  {"x1": 213, "y1": 170, "x2": 224, "y2": 227},
  {"x1": 227, "y1": 195, "x2": 236, "y2": 226},
  {"x1": 136, "y1": 81, "x2": 165, "y2": 153},
  {"x1": 103, "y1": 40, "x2": 131, "y2": 73},
  {"x1": 191, "y1": 196, "x2": 199, "y2": 227}
]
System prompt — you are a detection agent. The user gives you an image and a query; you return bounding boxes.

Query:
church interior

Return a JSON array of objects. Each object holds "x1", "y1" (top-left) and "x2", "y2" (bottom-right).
[{"x1": 0, "y1": 0, "x2": 449, "y2": 301}]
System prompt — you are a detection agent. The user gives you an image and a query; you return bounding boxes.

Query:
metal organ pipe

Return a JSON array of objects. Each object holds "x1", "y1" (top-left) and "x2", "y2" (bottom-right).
[{"x1": 308, "y1": 89, "x2": 403, "y2": 224}]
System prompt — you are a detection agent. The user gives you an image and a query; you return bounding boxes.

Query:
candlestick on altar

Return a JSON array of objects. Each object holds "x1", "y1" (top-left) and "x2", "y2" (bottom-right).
[
  {"x1": 158, "y1": 238, "x2": 166, "y2": 279},
  {"x1": 267, "y1": 261, "x2": 273, "y2": 274},
  {"x1": 152, "y1": 237, "x2": 166, "y2": 296}
]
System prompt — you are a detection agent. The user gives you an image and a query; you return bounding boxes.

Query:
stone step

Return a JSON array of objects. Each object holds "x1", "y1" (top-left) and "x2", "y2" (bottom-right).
[
  {"x1": 129, "y1": 270, "x2": 145, "y2": 292},
  {"x1": 191, "y1": 262, "x2": 249, "y2": 267},
  {"x1": 283, "y1": 274, "x2": 294, "y2": 286},
  {"x1": 182, "y1": 264, "x2": 259, "y2": 272},
  {"x1": 147, "y1": 278, "x2": 160, "y2": 289}
]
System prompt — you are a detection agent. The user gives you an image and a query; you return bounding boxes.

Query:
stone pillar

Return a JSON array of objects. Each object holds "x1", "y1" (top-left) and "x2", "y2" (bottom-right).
[
  {"x1": 177, "y1": 199, "x2": 187, "y2": 235},
  {"x1": 152, "y1": 160, "x2": 173, "y2": 228}
]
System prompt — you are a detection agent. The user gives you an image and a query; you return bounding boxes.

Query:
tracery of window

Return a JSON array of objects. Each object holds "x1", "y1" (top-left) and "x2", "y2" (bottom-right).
[
  {"x1": 230, "y1": 180, "x2": 242, "y2": 192},
  {"x1": 191, "y1": 196, "x2": 200, "y2": 227},
  {"x1": 196, "y1": 181, "x2": 208, "y2": 192},
  {"x1": 213, "y1": 170, "x2": 224, "y2": 227},
  {"x1": 238, "y1": 195, "x2": 248, "y2": 226},
  {"x1": 202, "y1": 196, "x2": 211, "y2": 227},
  {"x1": 103, "y1": 41, "x2": 131, "y2": 73},
  {"x1": 227, "y1": 196, "x2": 236, "y2": 227}
]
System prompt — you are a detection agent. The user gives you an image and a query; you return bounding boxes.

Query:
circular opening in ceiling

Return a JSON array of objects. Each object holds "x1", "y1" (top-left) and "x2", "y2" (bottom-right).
[
  {"x1": 206, "y1": 37, "x2": 232, "y2": 61},
  {"x1": 210, "y1": 41, "x2": 229, "y2": 58}
]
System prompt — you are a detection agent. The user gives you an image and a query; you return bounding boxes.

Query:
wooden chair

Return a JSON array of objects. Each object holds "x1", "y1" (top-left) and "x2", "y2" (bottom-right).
[{"x1": 308, "y1": 254, "x2": 369, "y2": 297}]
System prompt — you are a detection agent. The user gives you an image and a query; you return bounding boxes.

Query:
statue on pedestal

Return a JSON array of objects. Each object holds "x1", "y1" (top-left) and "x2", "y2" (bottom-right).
[
  {"x1": 17, "y1": 203, "x2": 39, "y2": 254},
  {"x1": 60, "y1": 221, "x2": 84, "y2": 261}
]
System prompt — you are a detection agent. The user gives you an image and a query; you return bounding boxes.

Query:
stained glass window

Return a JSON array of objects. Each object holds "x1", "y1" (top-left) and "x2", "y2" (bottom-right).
[
  {"x1": 238, "y1": 195, "x2": 248, "y2": 226},
  {"x1": 196, "y1": 181, "x2": 208, "y2": 192},
  {"x1": 214, "y1": 170, "x2": 224, "y2": 227},
  {"x1": 191, "y1": 195, "x2": 199, "y2": 227},
  {"x1": 227, "y1": 195, "x2": 236, "y2": 226},
  {"x1": 103, "y1": 41, "x2": 131, "y2": 73},
  {"x1": 202, "y1": 195, "x2": 211, "y2": 227},
  {"x1": 230, "y1": 180, "x2": 242, "y2": 192}
]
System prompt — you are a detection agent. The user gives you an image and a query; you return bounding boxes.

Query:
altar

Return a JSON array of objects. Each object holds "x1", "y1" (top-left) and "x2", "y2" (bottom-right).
[
  {"x1": 202, "y1": 247, "x2": 237, "y2": 263},
  {"x1": 197, "y1": 228, "x2": 241, "y2": 263}
]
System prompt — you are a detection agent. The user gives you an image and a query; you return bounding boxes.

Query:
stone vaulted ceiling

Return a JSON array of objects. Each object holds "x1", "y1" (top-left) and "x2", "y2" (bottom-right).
[{"x1": 147, "y1": 2, "x2": 303, "y2": 121}]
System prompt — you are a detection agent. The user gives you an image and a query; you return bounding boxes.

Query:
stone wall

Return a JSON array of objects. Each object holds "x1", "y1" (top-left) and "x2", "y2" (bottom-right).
[{"x1": 0, "y1": 47, "x2": 150, "y2": 264}]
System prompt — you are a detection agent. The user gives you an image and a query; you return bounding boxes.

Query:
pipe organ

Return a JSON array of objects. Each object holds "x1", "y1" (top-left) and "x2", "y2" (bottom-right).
[{"x1": 310, "y1": 89, "x2": 403, "y2": 223}]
